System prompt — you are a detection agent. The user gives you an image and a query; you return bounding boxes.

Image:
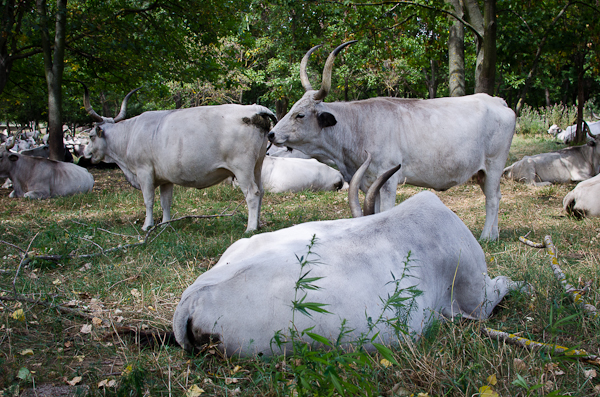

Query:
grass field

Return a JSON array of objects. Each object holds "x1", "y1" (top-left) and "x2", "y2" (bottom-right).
[{"x1": 0, "y1": 133, "x2": 599, "y2": 396}]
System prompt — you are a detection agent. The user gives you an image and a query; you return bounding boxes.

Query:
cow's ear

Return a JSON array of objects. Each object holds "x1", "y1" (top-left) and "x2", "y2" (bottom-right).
[
  {"x1": 8, "y1": 154, "x2": 18, "y2": 162},
  {"x1": 588, "y1": 140, "x2": 596, "y2": 147},
  {"x1": 96, "y1": 126, "x2": 104, "y2": 138},
  {"x1": 317, "y1": 112, "x2": 337, "y2": 128}
]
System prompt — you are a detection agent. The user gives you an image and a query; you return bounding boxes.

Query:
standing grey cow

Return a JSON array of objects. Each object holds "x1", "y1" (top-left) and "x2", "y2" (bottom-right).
[
  {"x1": 563, "y1": 173, "x2": 600, "y2": 218},
  {"x1": 82, "y1": 87, "x2": 276, "y2": 232},
  {"x1": 503, "y1": 137, "x2": 600, "y2": 186},
  {"x1": 267, "y1": 42, "x2": 516, "y2": 240},
  {"x1": 174, "y1": 155, "x2": 520, "y2": 357},
  {"x1": 0, "y1": 139, "x2": 94, "y2": 199}
]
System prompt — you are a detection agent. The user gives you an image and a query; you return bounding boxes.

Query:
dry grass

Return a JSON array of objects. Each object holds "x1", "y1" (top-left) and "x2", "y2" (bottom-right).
[{"x1": 0, "y1": 133, "x2": 599, "y2": 396}]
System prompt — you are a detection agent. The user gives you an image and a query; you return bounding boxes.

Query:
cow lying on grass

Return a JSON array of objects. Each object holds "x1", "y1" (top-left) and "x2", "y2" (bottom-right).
[
  {"x1": 563, "y1": 173, "x2": 600, "y2": 218},
  {"x1": 503, "y1": 136, "x2": 600, "y2": 186},
  {"x1": 0, "y1": 138, "x2": 94, "y2": 199},
  {"x1": 174, "y1": 153, "x2": 521, "y2": 357}
]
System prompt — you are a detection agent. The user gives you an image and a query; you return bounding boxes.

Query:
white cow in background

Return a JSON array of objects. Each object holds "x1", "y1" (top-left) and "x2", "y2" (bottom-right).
[
  {"x1": 173, "y1": 154, "x2": 521, "y2": 357},
  {"x1": 82, "y1": 85, "x2": 276, "y2": 232},
  {"x1": 261, "y1": 156, "x2": 345, "y2": 193},
  {"x1": 548, "y1": 121, "x2": 600, "y2": 144}
]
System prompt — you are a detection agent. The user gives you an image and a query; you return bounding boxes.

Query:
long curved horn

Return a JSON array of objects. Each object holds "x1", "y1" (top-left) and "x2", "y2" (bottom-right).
[
  {"x1": 363, "y1": 164, "x2": 401, "y2": 216},
  {"x1": 300, "y1": 44, "x2": 323, "y2": 91},
  {"x1": 82, "y1": 83, "x2": 104, "y2": 122},
  {"x1": 313, "y1": 40, "x2": 357, "y2": 101},
  {"x1": 113, "y1": 87, "x2": 141, "y2": 122},
  {"x1": 584, "y1": 121, "x2": 597, "y2": 139},
  {"x1": 348, "y1": 151, "x2": 372, "y2": 218},
  {"x1": 5, "y1": 126, "x2": 15, "y2": 150}
]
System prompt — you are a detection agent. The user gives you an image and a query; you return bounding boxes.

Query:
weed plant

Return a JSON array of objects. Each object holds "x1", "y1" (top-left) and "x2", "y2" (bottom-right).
[{"x1": 0, "y1": 133, "x2": 599, "y2": 395}]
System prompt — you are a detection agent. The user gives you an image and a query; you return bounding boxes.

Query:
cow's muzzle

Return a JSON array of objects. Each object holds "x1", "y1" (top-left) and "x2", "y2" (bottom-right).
[{"x1": 267, "y1": 131, "x2": 275, "y2": 142}]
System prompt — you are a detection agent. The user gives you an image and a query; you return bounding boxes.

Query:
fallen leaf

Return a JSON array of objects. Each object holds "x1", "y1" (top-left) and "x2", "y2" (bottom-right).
[
  {"x1": 80, "y1": 324, "x2": 92, "y2": 334},
  {"x1": 487, "y1": 374, "x2": 497, "y2": 386},
  {"x1": 52, "y1": 278, "x2": 62, "y2": 285},
  {"x1": 231, "y1": 365, "x2": 241, "y2": 374},
  {"x1": 225, "y1": 377, "x2": 240, "y2": 384},
  {"x1": 19, "y1": 349, "x2": 33, "y2": 356},
  {"x1": 380, "y1": 358, "x2": 392, "y2": 368},
  {"x1": 186, "y1": 384, "x2": 205, "y2": 396},
  {"x1": 11, "y1": 309, "x2": 25, "y2": 321},
  {"x1": 130, "y1": 289, "x2": 140, "y2": 298},
  {"x1": 74, "y1": 355, "x2": 85, "y2": 362},
  {"x1": 513, "y1": 358, "x2": 527, "y2": 371},
  {"x1": 67, "y1": 376, "x2": 82, "y2": 386},
  {"x1": 98, "y1": 379, "x2": 109, "y2": 388},
  {"x1": 479, "y1": 385, "x2": 499, "y2": 397},
  {"x1": 92, "y1": 317, "x2": 102, "y2": 327},
  {"x1": 17, "y1": 367, "x2": 31, "y2": 381},
  {"x1": 584, "y1": 369, "x2": 597, "y2": 379}
]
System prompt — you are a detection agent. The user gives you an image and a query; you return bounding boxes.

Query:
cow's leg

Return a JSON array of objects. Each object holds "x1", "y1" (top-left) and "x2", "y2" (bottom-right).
[
  {"x1": 376, "y1": 174, "x2": 399, "y2": 213},
  {"x1": 235, "y1": 170, "x2": 264, "y2": 232},
  {"x1": 159, "y1": 183, "x2": 174, "y2": 224},
  {"x1": 139, "y1": 177, "x2": 156, "y2": 231},
  {"x1": 479, "y1": 170, "x2": 501, "y2": 240}
]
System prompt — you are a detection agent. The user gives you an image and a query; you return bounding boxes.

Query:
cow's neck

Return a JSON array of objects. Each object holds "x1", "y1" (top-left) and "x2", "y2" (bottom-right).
[{"x1": 105, "y1": 129, "x2": 141, "y2": 190}]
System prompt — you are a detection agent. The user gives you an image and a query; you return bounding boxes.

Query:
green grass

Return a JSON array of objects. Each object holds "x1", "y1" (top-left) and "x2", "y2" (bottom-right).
[{"x1": 0, "y1": 133, "x2": 599, "y2": 396}]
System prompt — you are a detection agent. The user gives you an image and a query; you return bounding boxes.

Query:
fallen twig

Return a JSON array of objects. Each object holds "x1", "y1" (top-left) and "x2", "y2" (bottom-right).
[
  {"x1": 0, "y1": 207, "x2": 240, "y2": 263},
  {"x1": 12, "y1": 232, "x2": 38, "y2": 297},
  {"x1": 0, "y1": 293, "x2": 95, "y2": 320},
  {"x1": 519, "y1": 234, "x2": 598, "y2": 317},
  {"x1": 482, "y1": 327, "x2": 600, "y2": 365}
]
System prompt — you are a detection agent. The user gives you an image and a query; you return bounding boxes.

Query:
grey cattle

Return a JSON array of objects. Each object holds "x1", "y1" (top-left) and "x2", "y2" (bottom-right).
[
  {"x1": 261, "y1": 156, "x2": 344, "y2": 193},
  {"x1": 173, "y1": 155, "x2": 519, "y2": 357},
  {"x1": 267, "y1": 42, "x2": 516, "y2": 240},
  {"x1": 563, "y1": 173, "x2": 600, "y2": 218},
  {"x1": 551, "y1": 121, "x2": 600, "y2": 144},
  {"x1": 0, "y1": 139, "x2": 94, "y2": 199},
  {"x1": 503, "y1": 137, "x2": 600, "y2": 186},
  {"x1": 82, "y1": 86, "x2": 276, "y2": 231}
]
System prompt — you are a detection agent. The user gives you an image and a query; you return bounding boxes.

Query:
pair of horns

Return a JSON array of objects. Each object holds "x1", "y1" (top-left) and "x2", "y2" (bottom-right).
[
  {"x1": 82, "y1": 83, "x2": 141, "y2": 123},
  {"x1": 2, "y1": 125, "x2": 26, "y2": 150},
  {"x1": 348, "y1": 151, "x2": 401, "y2": 217},
  {"x1": 300, "y1": 40, "x2": 357, "y2": 101}
]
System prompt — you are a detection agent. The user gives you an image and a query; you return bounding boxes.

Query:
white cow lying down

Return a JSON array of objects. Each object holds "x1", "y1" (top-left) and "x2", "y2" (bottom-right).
[
  {"x1": 563, "y1": 173, "x2": 600, "y2": 218},
  {"x1": 262, "y1": 156, "x2": 345, "y2": 193},
  {"x1": 174, "y1": 159, "x2": 520, "y2": 357}
]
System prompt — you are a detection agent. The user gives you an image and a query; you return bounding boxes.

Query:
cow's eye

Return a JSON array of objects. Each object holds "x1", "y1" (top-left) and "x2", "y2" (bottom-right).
[{"x1": 296, "y1": 113, "x2": 305, "y2": 119}]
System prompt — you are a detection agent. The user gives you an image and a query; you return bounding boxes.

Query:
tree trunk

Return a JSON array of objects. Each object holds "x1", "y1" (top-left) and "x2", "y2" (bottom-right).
[
  {"x1": 573, "y1": 52, "x2": 586, "y2": 145},
  {"x1": 476, "y1": 0, "x2": 496, "y2": 94},
  {"x1": 446, "y1": 0, "x2": 465, "y2": 97},
  {"x1": 422, "y1": 60, "x2": 438, "y2": 99},
  {"x1": 37, "y1": 0, "x2": 67, "y2": 161},
  {"x1": 275, "y1": 97, "x2": 289, "y2": 121},
  {"x1": 464, "y1": 0, "x2": 496, "y2": 95}
]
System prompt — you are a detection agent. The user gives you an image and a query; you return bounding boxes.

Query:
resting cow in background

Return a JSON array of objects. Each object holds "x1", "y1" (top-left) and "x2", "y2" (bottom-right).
[
  {"x1": 0, "y1": 138, "x2": 94, "y2": 199},
  {"x1": 503, "y1": 135, "x2": 600, "y2": 186},
  {"x1": 173, "y1": 153, "x2": 521, "y2": 357},
  {"x1": 563, "y1": 173, "x2": 600, "y2": 218},
  {"x1": 260, "y1": 156, "x2": 345, "y2": 193},
  {"x1": 82, "y1": 86, "x2": 276, "y2": 232},
  {"x1": 267, "y1": 42, "x2": 516, "y2": 240}
]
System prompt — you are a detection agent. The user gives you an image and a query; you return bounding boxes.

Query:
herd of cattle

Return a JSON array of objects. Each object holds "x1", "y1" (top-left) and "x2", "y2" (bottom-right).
[{"x1": 1, "y1": 42, "x2": 598, "y2": 356}]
